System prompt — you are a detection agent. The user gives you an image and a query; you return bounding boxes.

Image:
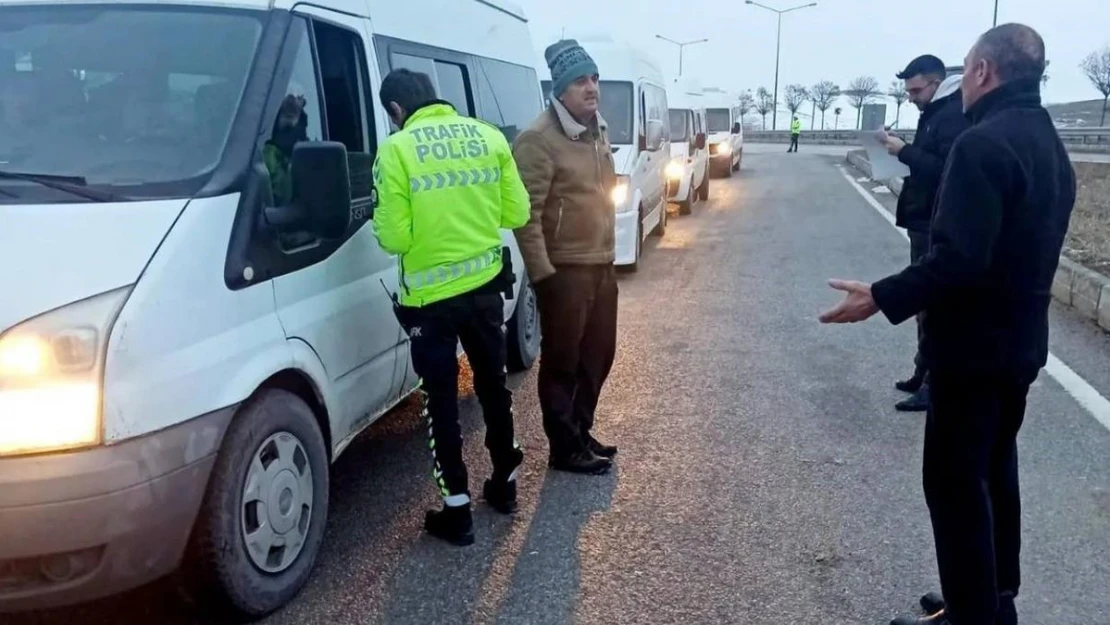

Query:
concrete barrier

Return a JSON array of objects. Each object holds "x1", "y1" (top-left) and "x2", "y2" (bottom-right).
[
  {"x1": 750, "y1": 128, "x2": 1110, "y2": 153},
  {"x1": 845, "y1": 151, "x2": 1110, "y2": 334}
]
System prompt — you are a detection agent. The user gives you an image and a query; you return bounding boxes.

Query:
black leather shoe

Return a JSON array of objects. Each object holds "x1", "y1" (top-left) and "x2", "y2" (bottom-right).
[
  {"x1": 549, "y1": 450, "x2": 612, "y2": 475},
  {"x1": 920, "y1": 592, "x2": 945, "y2": 615},
  {"x1": 424, "y1": 505, "x2": 474, "y2": 546},
  {"x1": 896, "y1": 370, "x2": 926, "y2": 393},
  {"x1": 891, "y1": 609, "x2": 950, "y2": 625},
  {"x1": 895, "y1": 386, "x2": 930, "y2": 412},
  {"x1": 585, "y1": 434, "x2": 618, "y2": 459},
  {"x1": 483, "y1": 479, "x2": 518, "y2": 514}
]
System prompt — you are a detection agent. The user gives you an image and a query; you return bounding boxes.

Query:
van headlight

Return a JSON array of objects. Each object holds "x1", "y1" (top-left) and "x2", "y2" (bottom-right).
[
  {"x1": 665, "y1": 159, "x2": 686, "y2": 181},
  {"x1": 610, "y1": 176, "x2": 632, "y2": 211},
  {"x1": 0, "y1": 286, "x2": 130, "y2": 457},
  {"x1": 713, "y1": 142, "x2": 732, "y2": 156}
]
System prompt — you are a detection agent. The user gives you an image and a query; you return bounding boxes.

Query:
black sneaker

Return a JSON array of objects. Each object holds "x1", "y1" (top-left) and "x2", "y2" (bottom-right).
[
  {"x1": 920, "y1": 592, "x2": 945, "y2": 615},
  {"x1": 895, "y1": 385, "x2": 930, "y2": 412},
  {"x1": 549, "y1": 450, "x2": 612, "y2": 475},
  {"x1": 484, "y1": 448, "x2": 523, "y2": 514},
  {"x1": 890, "y1": 610, "x2": 950, "y2": 625},
  {"x1": 424, "y1": 504, "x2": 474, "y2": 546},
  {"x1": 896, "y1": 370, "x2": 926, "y2": 393},
  {"x1": 585, "y1": 434, "x2": 618, "y2": 459}
]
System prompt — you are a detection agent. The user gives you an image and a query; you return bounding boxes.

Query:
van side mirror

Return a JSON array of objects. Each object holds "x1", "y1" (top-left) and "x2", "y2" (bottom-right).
[
  {"x1": 264, "y1": 141, "x2": 352, "y2": 239},
  {"x1": 732, "y1": 122, "x2": 742, "y2": 135},
  {"x1": 695, "y1": 132, "x2": 707, "y2": 150}
]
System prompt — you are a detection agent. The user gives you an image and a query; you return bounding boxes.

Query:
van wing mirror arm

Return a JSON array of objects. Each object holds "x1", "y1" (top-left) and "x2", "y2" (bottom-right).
[{"x1": 262, "y1": 204, "x2": 308, "y2": 231}]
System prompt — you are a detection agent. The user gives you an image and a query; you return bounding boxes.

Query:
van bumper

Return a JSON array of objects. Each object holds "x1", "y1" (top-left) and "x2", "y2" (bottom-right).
[
  {"x1": 0, "y1": 406, "x2": 234, "y2": 613},
  {"x1": 614, "y1": 210, "x2": 639, "y2": 266}
]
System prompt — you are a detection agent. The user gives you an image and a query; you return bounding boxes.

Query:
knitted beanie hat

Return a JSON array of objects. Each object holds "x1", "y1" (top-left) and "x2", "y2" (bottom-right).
[{"x1": 545, "y1": 39, "x2": 599, "y2": 98}]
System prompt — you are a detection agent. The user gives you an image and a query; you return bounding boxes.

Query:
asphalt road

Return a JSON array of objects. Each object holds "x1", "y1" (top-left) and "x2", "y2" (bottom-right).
[{"x1": 12, "y1": 145, "x2": 1110, "y2": 625}]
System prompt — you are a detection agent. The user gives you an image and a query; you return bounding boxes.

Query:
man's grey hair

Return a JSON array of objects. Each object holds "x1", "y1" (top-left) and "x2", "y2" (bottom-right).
[{"x1": 974, "y1": 23, "x2": 1047, "y2": 82}]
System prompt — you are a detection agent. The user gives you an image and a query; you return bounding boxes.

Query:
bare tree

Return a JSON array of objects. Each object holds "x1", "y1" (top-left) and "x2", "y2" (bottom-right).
[
  {"x1": 888, "y1": 80, "x2": 909, "y2": 129},
  {"x1": 755, "y1": 87, "x2": 774, "y2": 131},
  {"x1": 834, "y1": 107, "x2": 842, "y2": 129},
  {"x1": 811, "y1": 81, "x2": 840, "y2": 129},
  {"x1": 737, "y1": 90, "x2": 756, "y2": 127},
  {"x1": 783, "y1": 84, "x2": 809, "y2": 124},
  {"x1": 1081, "y1": 47, "x2": 1110, "y2": 126},
  {"x1": 843, "y1": 76, "x2": 881, "y2": 129}
]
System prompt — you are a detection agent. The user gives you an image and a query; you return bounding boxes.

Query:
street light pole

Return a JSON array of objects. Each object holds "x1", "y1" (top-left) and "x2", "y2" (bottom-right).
[
  {"x1": 655, "y1": 35, "x2": 709, "y2": 77},
  {"x1": 993, "y1": 0, "x2": 999, "y2": 26},
  {"x1": 745, "y1": 1, "x2": 818, "y2": 130}
]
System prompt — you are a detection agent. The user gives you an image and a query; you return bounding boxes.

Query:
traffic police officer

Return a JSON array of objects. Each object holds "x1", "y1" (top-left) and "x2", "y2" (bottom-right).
[{"x1": 373, "y1": 69, "x2": 531, "y2": 546}]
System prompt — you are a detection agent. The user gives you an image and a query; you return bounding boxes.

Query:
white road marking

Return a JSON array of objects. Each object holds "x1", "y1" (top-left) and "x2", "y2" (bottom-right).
[{"x1": 837, "y1": 166, "x2": 1110, "y2": 433}]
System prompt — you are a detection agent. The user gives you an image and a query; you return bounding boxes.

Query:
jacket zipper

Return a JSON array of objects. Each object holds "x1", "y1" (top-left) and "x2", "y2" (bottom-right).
[{"x1": 555, "y1": 198, "x2": 564, "y2": 240}]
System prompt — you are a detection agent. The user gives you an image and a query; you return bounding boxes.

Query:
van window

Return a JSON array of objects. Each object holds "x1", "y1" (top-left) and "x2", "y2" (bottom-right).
[
  {"x1": 599, "y1": 81, "x2": 634, "y2": 145},
  {"x1": 706, "y1": 108, "x2": 731, "y2": 133},
  {"x1": 476, "y1": 58, "x2": 541, "y2": 142},
  {"x1": 0, "y1": 5, "x2": 262, "y2": 201},
  {"x1": 260, "y1": 18, "x2": 323, "y2": 208},
  {"x1": 391, "y1": 52, "x2": 473, "y2": 116},
  {"x1": 313, "y1": 20, "x2": 376, "y2": 201},
  {"x1": 668, "y1": 109, "x2": 689, "y2": 141}
]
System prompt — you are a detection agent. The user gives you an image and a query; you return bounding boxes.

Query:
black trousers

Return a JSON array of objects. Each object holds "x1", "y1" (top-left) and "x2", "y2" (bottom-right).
[
  {"x1": 924, "y1": 370, "x2": 1034, "y2": 625},
  {"x1": 399, "y1": 283, "x2": 519, "y2": 501},
  {"x1": 536, "y1": 265, "x2": 618, "y2": 456},
  {"x1": 908, "y1": 230, "x2": 930, "y2": 376},
  {"x1": 788, "y1": 134, "x2": 800, "y2": 151}
]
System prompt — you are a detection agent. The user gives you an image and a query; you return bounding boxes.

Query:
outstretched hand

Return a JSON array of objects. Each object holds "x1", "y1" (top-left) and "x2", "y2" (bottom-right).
[{"x1": 819, "y1": 279, "x2": 880, "y2": 324}]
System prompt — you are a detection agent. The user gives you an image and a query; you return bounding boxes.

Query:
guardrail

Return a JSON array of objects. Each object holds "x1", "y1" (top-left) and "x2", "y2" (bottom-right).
[{"x1": 744, "y1": 128, "x2": 1110, "y2": 152}]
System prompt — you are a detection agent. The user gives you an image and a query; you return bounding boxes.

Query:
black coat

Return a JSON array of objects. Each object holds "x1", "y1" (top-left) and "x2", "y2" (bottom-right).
[
  {"x1": 895, "y1": 90, "x2": 971, "y2": 232},
  {"x1": 872, "y1": 79, "x2": 1077, "y2": 378}
]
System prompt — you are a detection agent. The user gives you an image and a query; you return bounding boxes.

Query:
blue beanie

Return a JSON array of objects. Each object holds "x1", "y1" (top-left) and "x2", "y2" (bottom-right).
[{"x1": 545, "y1": 39, "x2": 599, "y2": 98}]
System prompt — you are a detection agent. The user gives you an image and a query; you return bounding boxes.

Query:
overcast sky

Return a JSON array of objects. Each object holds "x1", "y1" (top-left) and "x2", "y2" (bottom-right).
[{"x1": 515, "y1": 0, "x2": 1108, "y2": 130}]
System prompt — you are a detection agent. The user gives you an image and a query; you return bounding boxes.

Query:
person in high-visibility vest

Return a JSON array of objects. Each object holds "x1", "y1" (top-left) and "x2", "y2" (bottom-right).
[
  {"x1": 373, "y1": 68, "x2": 530, "y2": 546},
  {"x1": 788, "y1": 116, "x2": 802, "y2": 152}
]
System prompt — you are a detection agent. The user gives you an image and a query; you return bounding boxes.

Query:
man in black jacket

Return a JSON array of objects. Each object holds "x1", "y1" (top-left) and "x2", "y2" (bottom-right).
[
  {"x1": 881, "y1": 55, "x2": 971, "y2": 413},
  {"x1": 821, "y1": 23, "x2": 1075, "y2": 625}
]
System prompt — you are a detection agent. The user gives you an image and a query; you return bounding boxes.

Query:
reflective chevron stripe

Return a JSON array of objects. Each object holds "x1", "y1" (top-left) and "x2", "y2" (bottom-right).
[
  {"x1": 404, "y1": 247, "x2": 501, "y2": 290},
  {"x1": 409, "y1": 167, "x2": 502, "y2": 193}
]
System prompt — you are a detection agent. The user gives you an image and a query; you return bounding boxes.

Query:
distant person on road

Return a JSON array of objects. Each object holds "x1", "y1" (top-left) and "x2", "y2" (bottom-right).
[
  {"x1": 513, "y1": 40, "x2": 619, "y2": 476},
  {"x1": 820, "y1": 24, "x2": 1075, "y2": 625},
  {"x1": 373, "y1": 69, "x2": 531, "y2": 546},
  {"x1": 879, "y1": 55, "x2": 971, "y2": 413},
  {"x1": 788, "y1": 116, "x2": 802, "y2": 152}
]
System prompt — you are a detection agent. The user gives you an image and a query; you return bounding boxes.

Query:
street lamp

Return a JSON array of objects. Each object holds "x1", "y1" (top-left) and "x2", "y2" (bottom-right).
[
  {"x1": 745, "y1": 1, "x2": 818, "y2": 130},
  {"x1": 993, "y1": 0, "x2": 999, "y2": 26},
  {"x1": 655, "y1": 35, "x2": 709, "y2": 77}
]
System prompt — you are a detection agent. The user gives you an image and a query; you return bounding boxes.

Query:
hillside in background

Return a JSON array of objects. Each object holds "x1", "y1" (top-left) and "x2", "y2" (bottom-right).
[{"x1": 1048, "y1": 99, "x2": 1110, "y2": 127}]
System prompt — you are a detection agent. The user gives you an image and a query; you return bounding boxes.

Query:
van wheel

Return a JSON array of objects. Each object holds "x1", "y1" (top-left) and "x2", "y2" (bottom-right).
[
  {"x1": 507, "y1": 273, "x2": 540, "y2": 372},
  {"x1": 181, "y1": 389, "x2": 329, "y2": 620},
  {"x1": 733, "y1": 149, "x2": 743, "y2": 171},
  {"x1": 678, "y1": 178, "x2": 694, "y2": 216},
  {"x1": 697, "y1": 170, "x2": 710, "y2": 202},
  {"x1": 652, "y1": 201, "x2": 668, "y2": 236}
]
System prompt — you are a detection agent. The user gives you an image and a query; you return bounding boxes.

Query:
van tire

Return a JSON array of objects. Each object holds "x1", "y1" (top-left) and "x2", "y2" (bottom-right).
[
  {"x1": 180, "y1": 389, "x2": 329, "y2": 621},
  {"x1": 507, "y1": 273, "x2": 541, "y2": 372},
  {"x1": 733, "y1": 149, "x2": 742, "y2": 171}
]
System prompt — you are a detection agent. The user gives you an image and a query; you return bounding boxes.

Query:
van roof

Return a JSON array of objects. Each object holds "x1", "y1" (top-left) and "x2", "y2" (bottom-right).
[{"x1": 0, "y1": 0, "x2": 536, "y2": 68}]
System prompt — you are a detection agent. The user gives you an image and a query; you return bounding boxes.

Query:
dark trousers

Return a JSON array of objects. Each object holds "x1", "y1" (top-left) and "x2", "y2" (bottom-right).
[
  {"x1": 399, "y1": 283, "x2": 519, "y2": 501},
  {"x1": 908, "y1": 229, "x2": 930, "y2": 376},
  {"x1": 924, "y1": 370, "x2": 1034, "y2": 625},
  {"x1": 536, "y1": 265, "x2": 618, "y2": 456},
  {"x1": 788, "y1": 134, "x2": 800, "y2": 152}
]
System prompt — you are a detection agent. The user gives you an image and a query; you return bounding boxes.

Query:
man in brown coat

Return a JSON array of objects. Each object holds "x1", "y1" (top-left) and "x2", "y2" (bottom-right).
[{"x1": 513, "y1": 40, "x2": 618, "y2": 475}]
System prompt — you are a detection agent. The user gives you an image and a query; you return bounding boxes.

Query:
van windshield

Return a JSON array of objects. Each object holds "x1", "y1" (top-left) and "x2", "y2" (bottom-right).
[
  {"x1": 706, "y1": 108, "x2": 731, "y2": 133},
  {"x1": 668, "y1": 109, "x2": 689, "y2": 141},
  {"x1": 538, "y1": 80, "x2": 634, "y2": 145},
  {"x1": 0, "y1": 5, "x2": 263, "y2": 201}
]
